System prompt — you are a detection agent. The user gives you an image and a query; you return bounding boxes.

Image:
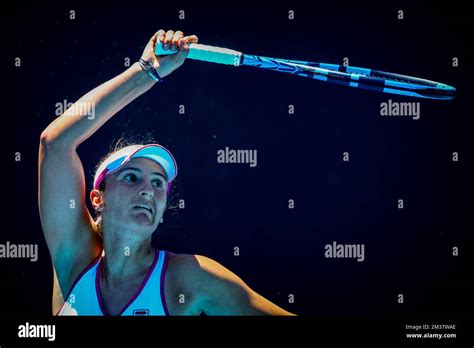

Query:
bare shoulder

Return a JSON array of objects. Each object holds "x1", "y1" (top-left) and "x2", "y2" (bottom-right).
[
  {"x1": 164, "y1": 252, "x2": 296, "y2": 315},
  {"x1": 165, "y1": 252, "x2": 231, "y2": 283},
  {"x1": 163, "y1": 252, "x2": 206, "y2": 315},
  {"x1": 164, "y1": 252, "x2": 216, "y2": 291},
  {"x1": 165, "y1": 252, "x2": 199, "y2": 275},
  {"x1": 165, "y1": 253, "x2": 242, "y2": 301},
  {"x1": 163, "y1": 252, "x2": 238, "y2": 314}
]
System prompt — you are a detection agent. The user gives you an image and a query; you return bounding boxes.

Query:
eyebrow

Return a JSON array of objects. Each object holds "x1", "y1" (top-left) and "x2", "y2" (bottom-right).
[{"x1": 117, "y1": 166, "x2": 167, "y2": 180}]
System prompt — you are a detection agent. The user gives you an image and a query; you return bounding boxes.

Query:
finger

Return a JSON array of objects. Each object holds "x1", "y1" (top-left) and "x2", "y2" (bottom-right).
[
  {"x1": 178, "y1": 37, "x2": 187, "y2": 50},
  {"x1": 171, "y1": 31, "x2": 184, "y2": 51},
  {"x1": 182, "y1": 35, "x2": 199, "y2": 49},
  {"x1": 152, "y1": 29, "x2": 166, "y2": 48},
  {"x1": 156, "y1": 29, "x2": 166, "y2": 43},
  {"x1": 163, "y1": 30, "x2": 175, "y2": 49}
]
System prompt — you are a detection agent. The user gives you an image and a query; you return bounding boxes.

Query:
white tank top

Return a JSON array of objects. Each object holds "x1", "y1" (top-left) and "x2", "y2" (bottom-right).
[{"x1": 57, "y1": 249, "x2": 169, "y2": 316}]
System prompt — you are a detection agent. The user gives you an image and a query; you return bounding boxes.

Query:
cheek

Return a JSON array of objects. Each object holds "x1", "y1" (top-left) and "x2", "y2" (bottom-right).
[
  {"x1": 156, "y1": 191, "x2": 167, "y2": 210},
  {"x1": 103, "y1": 185, "x2": 134, "y2": 209},
  {"x1": 145, "y1": 188, "x2": 165, "y2": 213}
]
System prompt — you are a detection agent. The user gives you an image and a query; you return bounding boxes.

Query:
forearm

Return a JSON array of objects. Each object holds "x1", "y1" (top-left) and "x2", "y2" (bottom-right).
[
  {"x1": 248, "y1": 292, "x2": 296, "y2": 316},
  {"x1": 198, "y1": 290, "x2": 296, "y2": 316},
  {"x1": 41, "y1": 62, "x2": 155, "y2": 148}
]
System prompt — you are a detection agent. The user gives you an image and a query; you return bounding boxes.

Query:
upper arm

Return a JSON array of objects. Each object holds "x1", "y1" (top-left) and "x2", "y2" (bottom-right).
[
  {"x1": 38, "y1": 133, "x2": 100, "y2": 289},
  {"x1": 191, "y1": 255, "x2": 295, "y2": 316}
]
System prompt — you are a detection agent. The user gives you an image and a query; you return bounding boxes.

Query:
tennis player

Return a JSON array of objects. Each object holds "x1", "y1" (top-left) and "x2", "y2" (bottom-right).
[{"x1": 38, "y1": 29, "x2": 295, "y2": 316}]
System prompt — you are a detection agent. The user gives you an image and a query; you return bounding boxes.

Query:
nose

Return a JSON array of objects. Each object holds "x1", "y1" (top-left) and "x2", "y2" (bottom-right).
[{"x1": 139, "y1": 180, "x2": 154, "y2": 199}]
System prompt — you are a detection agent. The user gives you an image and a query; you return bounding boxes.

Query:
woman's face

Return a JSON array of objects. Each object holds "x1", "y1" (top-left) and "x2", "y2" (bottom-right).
[{"x1": 98, "y1": 157, "x2": 168, "y2": 237}]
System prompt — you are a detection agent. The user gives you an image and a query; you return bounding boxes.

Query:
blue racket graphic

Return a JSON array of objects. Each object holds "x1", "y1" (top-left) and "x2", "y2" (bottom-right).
[{"x1": 155, "y1": 42, "x2": 455, "y2": 100}]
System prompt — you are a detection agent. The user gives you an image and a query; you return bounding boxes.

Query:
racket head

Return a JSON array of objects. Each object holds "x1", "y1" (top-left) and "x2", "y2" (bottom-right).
[{"x1": 241, "y1": 55, "x2": 456, "y2": 100}]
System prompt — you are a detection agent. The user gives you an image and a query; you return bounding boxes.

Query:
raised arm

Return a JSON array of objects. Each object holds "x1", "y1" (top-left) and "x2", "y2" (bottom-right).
[
  {"x1": 40, "y1": 30, "x2": 197, "y2": 148},
  {"x1": 38, "y1": 29, "x2": 198, "y2": 295}
]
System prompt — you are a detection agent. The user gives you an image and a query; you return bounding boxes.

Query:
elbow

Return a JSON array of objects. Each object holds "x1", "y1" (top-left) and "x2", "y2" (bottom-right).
[
  {"x1": 39, "y1": 131, "x2": 52, "y2": 149},
  {"x1": 39, "y1": 130, "x2": 73, "y2": 152},
  {"x1": 39, "y1": 130, "x2": 59, "y2": 151},
  {"x1": 40, "y1": 130, "x2": 52, "y2": 145}
]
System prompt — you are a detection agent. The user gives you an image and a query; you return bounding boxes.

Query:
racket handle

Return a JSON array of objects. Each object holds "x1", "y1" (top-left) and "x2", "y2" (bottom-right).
[{"x1": 155, "y1": 42, "x2": 242, "y2": 66}]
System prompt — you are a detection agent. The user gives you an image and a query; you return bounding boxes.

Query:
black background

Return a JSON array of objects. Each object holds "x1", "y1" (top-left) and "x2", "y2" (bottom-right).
[{"x1": 1, "y1": 0, "x2": 473, "y2": 344}]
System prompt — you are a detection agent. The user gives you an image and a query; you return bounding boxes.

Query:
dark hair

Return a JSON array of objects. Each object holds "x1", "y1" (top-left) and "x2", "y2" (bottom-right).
[{"x1": 92, "y1": 134, "x2": 181, "y2": 232}]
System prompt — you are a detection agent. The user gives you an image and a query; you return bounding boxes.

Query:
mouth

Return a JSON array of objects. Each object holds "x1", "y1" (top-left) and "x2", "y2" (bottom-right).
[{"x1": 133, "y1": 204, "x2": 154, "y2": 216}]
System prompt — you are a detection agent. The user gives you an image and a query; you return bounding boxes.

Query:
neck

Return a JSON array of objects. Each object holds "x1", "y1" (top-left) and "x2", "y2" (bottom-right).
[{"x1": 101, "y1": 231, "x2": 155, "y2": 282}]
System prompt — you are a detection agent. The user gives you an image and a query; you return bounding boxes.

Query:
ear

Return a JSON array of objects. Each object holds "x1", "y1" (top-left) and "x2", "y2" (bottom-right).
[{"x1": 90, "y1": 189, "x2": 104, "y2": 211}]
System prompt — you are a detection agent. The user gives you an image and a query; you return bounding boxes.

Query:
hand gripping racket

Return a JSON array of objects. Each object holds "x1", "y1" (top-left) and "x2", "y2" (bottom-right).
[{"x1": 155, "y1": 42, "x2": 455, "y2": 100}]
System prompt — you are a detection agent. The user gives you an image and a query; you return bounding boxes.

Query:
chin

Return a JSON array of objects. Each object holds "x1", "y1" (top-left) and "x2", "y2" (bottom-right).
[{"x1": 131, "y1": 213, "x2": 157, "y2": 229}]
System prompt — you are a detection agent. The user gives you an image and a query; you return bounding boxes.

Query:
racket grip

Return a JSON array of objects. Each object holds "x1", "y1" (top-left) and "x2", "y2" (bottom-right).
[{"x1": 155, "y1": 42, "x2": 242, "y2": 66}]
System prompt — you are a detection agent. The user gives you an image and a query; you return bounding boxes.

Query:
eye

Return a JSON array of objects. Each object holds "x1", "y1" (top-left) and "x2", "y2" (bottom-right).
[
  {"x1": 152, "y1": 179, "x2": 165, "y2": 189},
  {"x1": 124, "y1": 173, "x2": 138, "y2": 183}
]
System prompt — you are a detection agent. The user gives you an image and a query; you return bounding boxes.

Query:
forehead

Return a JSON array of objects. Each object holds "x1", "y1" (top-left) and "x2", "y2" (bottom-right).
[{"x1": 120, "y1": 157, "x2": 166, "y2": 176}]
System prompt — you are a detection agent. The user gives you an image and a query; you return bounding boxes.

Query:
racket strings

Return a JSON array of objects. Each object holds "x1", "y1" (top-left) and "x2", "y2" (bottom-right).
[
  {"x1": 241, "y1": 54, "x2": 455, "y2": 99},
  {"x1": 369, "y1": 73, "x2": 410, "y2": 83}
]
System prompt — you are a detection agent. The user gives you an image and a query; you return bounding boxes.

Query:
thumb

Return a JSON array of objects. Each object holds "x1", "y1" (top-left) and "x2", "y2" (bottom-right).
[{"x1": 177, "y1": 35, "x2": 198, "y2": 57}]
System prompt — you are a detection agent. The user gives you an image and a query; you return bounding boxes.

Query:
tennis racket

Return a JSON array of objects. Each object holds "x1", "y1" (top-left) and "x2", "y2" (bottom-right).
[{"x1": 155, "y1": 42, "x2": 455, "y2": 100}]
